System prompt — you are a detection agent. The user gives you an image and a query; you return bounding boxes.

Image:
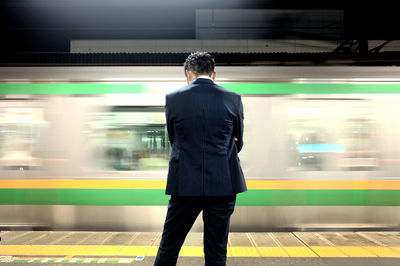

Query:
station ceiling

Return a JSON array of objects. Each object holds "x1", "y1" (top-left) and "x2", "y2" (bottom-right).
[{"x1": 0, "y1": 0, "x2": 399, "y2": 53}]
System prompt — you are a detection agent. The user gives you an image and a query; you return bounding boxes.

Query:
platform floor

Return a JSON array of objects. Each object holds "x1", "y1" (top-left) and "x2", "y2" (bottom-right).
[{"x1": 1, "y1": 231, "x2": 400, "y2": 265}]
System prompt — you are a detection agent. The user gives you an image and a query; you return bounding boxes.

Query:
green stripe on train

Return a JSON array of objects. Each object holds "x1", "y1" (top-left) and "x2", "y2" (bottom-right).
[
  {"x1": 2, "y1": 83, "x2": 400, "y2": 94},
  {"x1": 1, "y1": 189, "x2": 400, "y2": 206}
]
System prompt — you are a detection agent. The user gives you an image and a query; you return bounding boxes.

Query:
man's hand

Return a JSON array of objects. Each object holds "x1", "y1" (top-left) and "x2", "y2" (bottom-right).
[{"x1": 234, "y1": 137, "x2": 238, "y2": 141}]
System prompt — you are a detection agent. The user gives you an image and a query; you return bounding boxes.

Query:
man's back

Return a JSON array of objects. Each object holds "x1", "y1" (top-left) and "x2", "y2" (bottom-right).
[
  {"x1": 165, "y1": 78, "x2": 246, "y2": 196},
  {"x1": 155, "y1": 52, "x2": 245, "y2": 266}
]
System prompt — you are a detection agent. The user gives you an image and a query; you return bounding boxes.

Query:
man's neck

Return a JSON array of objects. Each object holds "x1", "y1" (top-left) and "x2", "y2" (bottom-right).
[{"x1": 196, "y1": 75, "x2": 212, "y2": 80}]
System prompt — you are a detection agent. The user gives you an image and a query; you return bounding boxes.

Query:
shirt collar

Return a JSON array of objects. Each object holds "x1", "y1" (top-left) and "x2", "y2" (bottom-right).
[{"x1": 196, "y1": 75, "x2": 213, "y2": 80}]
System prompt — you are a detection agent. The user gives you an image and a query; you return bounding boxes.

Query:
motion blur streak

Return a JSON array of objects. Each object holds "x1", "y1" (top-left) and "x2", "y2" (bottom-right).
[{"x1": 1, "y1": 66, "x2": 400, "y2": 231}]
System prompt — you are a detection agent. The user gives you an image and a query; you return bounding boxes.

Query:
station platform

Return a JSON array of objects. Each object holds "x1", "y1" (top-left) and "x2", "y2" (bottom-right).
[{"x1": 1, "y1": 231, "x2": 400, "y2": 265}]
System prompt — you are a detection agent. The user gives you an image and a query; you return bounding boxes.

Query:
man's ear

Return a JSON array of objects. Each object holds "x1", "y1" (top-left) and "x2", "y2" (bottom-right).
[
  {"x1": 185, "y1": 70, "x2": 192, "y2": 84},
  {"x1": 211, "y1": 71, "x2": 216, "y2": 81},
  {"x1": 186, "y1": 70, "x2": 197, "y2": 84}
]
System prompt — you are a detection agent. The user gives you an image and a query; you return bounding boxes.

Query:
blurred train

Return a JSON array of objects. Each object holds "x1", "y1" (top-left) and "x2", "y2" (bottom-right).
[{"x1": 1, "y1": 66, "x2": 400, "y2": 231}]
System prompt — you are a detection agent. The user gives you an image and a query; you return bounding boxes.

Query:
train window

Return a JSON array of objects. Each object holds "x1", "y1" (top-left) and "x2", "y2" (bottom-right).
[
  {"x1": 86, "y1": 107, "x2": 169, "y2": 171},
  {"x1": 0, "y1": 107, "x2": 46, "y2": 170},
  {"x1": 287, "y1": 100, "x2": 380, "y2": 171}
]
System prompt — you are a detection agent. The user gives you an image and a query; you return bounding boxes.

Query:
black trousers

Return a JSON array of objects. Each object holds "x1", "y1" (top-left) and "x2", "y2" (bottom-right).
[{"x1": 154, "y1": 195, "x2": 236, "y2": 266}]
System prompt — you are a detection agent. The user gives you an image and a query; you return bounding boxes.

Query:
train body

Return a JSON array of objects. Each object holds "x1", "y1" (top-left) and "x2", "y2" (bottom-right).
[{"x1": 1, "y1": 66, "x2": 400, "y2": 231}]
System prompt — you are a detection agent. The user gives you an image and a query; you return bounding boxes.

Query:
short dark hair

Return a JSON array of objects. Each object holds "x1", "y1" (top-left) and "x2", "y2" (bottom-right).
[{"x1": 184, "y1": 51, "x2": 215, "y2": 76}]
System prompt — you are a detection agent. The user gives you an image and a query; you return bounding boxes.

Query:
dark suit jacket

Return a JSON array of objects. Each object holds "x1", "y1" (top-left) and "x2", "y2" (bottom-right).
[{"x1": 165, "y1": 78, "x2": 247, "y2": 196}]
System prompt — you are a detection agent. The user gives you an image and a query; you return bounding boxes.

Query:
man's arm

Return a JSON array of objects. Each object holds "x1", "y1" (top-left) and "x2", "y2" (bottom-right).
[
  {"x1": 165, "y1": 94, "x2": 174, "y2": 146},
  {"x1": 234, "y1": 94, "x2": 244, "y2": 152}
]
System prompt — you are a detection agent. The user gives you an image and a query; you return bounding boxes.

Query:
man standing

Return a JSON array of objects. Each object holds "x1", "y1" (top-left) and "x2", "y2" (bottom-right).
[{"x1": 154, "y1": 52, "x2": 246, "y2": 266}]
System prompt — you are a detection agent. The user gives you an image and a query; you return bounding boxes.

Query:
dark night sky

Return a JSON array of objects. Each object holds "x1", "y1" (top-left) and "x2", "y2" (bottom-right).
[{"x1": 0, "y1": 0, "x2": 399, "y2": 52}]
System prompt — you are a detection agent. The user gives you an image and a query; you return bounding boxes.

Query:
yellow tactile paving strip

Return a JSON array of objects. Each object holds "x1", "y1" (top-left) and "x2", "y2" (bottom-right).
[
  {"x1": 2, "y1": 179, "x2": 400, "y2": 190},
  {"x1": 364, "y1": 246, "x2": 400, "y2": 257},
  {"x1": 257, "y1": 247, "x2": 288, "y2": 257},
  {"x1": 283, "y1": 247, "x2": 319, "y2": 257},
  {"x1": 2, "y1": 245, "x2": 400, "y2": 257},
  {"x1": 336, "y1": 246, "x2": 377, "y2": 257},
  {"x1": 2, "y1": 232, "x2": 400, "y2": 261},
  {"x1": 309, "y1": 247, "x2": 347, "y2": 257},
  {"x1": 230, "y1": 247, "x2": 260, "y2": 257}
]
